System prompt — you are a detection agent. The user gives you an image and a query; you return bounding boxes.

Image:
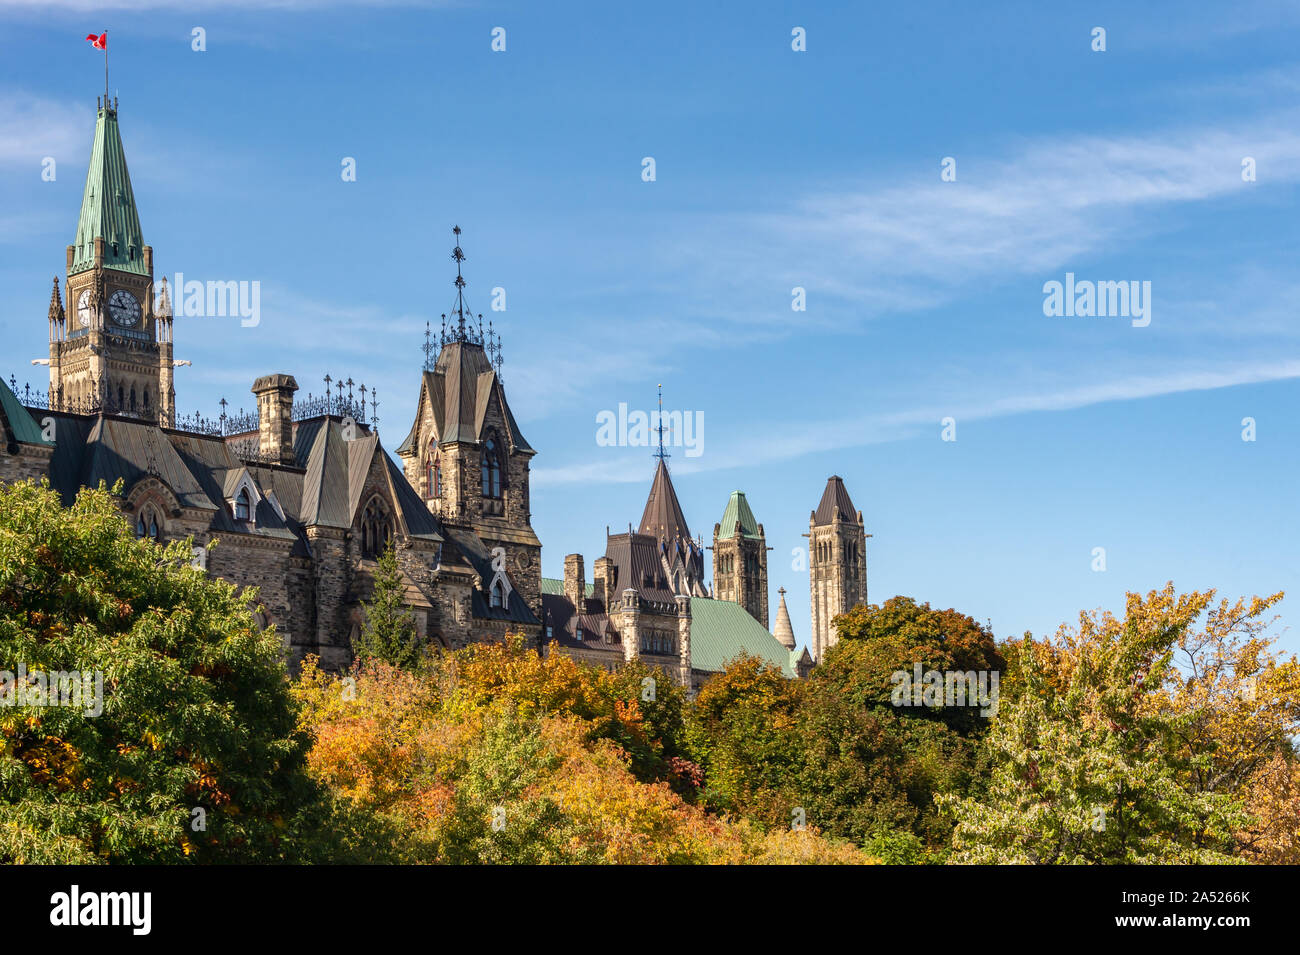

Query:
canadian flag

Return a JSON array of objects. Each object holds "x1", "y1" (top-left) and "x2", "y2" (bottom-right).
[{"x1": 86, "y1": 32, "x2": 106, "y2": 50}]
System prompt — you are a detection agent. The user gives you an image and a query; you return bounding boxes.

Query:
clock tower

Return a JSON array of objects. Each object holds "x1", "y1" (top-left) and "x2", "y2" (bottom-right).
[{"x1": 48, "y1": 96, "x2": 174, "y2": 424}]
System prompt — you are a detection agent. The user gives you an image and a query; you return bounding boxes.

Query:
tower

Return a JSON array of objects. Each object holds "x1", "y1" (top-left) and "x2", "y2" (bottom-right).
[
  {"x1": 50, "y1": 97, "x2": 169, "y2": 423},
  {"x1": 711, "y1": 490, "x2": 770, "y2": 628},
  {"x1": 396, "y1": 226, "x2": 542, "y2": 620},
  {"x1": 807, "y1": 475, "x2": 868, "y2": 662}
]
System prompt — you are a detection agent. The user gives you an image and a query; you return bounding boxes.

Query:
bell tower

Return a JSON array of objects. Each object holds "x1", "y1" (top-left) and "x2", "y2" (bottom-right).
[
  {"x1": 50, "y1": 97, "x2": 168, "y2": 422},
  {"x1": 807, "y1": 475, "x2": 869, "y2": 663}
]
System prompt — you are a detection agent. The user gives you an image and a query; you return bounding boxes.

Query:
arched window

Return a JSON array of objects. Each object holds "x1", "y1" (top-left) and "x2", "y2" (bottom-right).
[
  {"x1": 361, "y1": 499, "x2": 392, "y2": 558},
  {"x1": 490, "y1": 578, "x2": 506, "y2": 609},
  {"x1": 135, "y1": 505, "x2": 161, "y2": 541},
  {"x1": 426, "y1": 442, "x2": 441, "y2": 499},
  {"x1": 130, "y1": 386, "x2": 136, "y2": 411},
  {"x1": 143, "y1": 387, "x2": 150, "y2": 409},
  {"x1": 481, "y1": 435, "x2": 502, "y2": 499},
  {"x1": 234, "y1": 488, "x2": 252, "y2": 521}
]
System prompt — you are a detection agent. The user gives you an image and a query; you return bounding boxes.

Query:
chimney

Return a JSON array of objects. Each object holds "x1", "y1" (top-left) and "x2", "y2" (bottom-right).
[
  {"x1": 593, "y1": 555, "x2": 612, "y2": 611},
  {"x1": 252, "y1": 374, "x2": 299, "y2": 466},
  {"x1": 564, "y1": 553, "x2": 585, "y2": 610}
]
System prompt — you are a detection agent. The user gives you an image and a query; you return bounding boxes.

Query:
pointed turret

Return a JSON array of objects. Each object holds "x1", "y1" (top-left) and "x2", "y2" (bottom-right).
[
  {"x1": 155, "y1": 276, "x2": 172, "y2": 318},
  {"x1": 70, "y1": 101, "x2": 146, "y2": 277},
  {"x1": 773, "y1": 587, "x2": 795, "y2": 650},
  {"x1": 48, "y1": 277, "x2": 64, "y2": 322}
]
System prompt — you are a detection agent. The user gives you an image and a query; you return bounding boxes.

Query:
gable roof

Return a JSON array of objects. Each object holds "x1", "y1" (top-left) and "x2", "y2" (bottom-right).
[
  {"x1": 717, "y1": 490, "x2": 761, "y2": 540},
  {"x1": 813, "y1": 475, "x2": 859, "y2": 526},
  {"x1": 70, "y1": 103, "x2": 147, "y2": 277}
]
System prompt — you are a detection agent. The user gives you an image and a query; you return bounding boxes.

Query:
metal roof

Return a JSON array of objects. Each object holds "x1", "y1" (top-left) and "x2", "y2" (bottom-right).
[
  {"x1": 813, "y1": 475, "x2": 859, "y2": 525},
  {"x1": 0, "y1": 377, "x2": 51, "y2": 449},
  {"x1": 717, "y1": 489, "x2": 761, "y2": 539},
  {"x1": 397, "y1": 343, "x2": 534, "y2": 454},
  {"x1": 70, "y1": 104, "x2": 147, "y2": 276}
]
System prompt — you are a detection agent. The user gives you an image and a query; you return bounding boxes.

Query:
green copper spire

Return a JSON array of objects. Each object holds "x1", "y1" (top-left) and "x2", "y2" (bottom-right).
[{"x1": 70, "y1": 100, "x2": 146, "y2": 277}]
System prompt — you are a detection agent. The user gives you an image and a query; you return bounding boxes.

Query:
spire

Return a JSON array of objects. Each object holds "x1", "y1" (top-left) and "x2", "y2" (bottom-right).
[
  {"x1": 155, "y1": 276, "x2": 172, "y2": 317},
  {"x1": 71, "y1": 99, "x2": 146, "y2": 277},
  {"x1": 48, "y1": 277, "x2": 64, "y2": 321},
  {"x1": 639, "y1": 458, "x2": 692, "y2": 546},
  {"x1": 773, "y1": 588, "x2": 796, "y2": 650}
]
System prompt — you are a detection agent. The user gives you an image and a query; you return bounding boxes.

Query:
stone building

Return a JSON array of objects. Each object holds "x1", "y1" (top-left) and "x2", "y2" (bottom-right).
[
  {"x1": 2, "y1": 92, "x2": 851, "y2": 683},
  {"x1": 711, "y1": 490, "x2": 769, "y2": 628},
  {"x1": 807, "y1": 475, "x2": 869, "y2": 662},
  {"x1": 0, "y1": 98, "x2": 540, "y2": 668},
  {"x1": 540, "y1": 458, "x2": 802, "y2": 691}
]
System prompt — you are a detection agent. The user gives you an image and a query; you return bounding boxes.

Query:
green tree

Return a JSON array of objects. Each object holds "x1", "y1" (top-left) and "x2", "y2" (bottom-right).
[
  {"x1": 941, "y1": 586, "x2": 1248, "y2": 864},
  {"x1": 0, "y1": 479, "x2": 329, "y2": 863},
  {"x1": 352, "y1": 541, "x2": 420, "y2": 669},
  {"x1": 796, "y1": 598, "x2": 1001, "y2": 857}
]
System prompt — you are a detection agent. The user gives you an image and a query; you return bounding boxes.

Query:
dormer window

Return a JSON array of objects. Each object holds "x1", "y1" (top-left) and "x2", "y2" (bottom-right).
[
  {"x1": 490, "y1": 578, "x2": 505, "y2": 608},
  {"x1": 234, "y1": 488, "x2": 251, "y2": 521}
]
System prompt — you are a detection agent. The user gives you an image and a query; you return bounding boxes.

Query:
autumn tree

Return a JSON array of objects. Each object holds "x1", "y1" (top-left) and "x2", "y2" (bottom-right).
[{"x1": 942, "y1": 585, "x2": 1249, "y2": 864}]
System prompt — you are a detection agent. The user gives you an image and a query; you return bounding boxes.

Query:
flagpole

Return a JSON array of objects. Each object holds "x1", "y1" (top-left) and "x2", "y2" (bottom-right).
[{"x1": 104, "y1": 31, "x2": 108, "y2": 106}]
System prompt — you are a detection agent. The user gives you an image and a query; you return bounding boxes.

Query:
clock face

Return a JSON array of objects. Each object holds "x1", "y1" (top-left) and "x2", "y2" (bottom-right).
[
  {"x1": 108, "y1": 289, "x2": 140, "y2": 327},
  {"x1": 77, "y1": 290, "x2": 92, "y2": 327}
]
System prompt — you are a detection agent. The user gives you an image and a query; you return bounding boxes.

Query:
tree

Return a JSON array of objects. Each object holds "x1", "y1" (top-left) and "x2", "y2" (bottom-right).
[
  {"x1": 797, "y1": 598, "x2": 1002, "y2": 857},
  {"x1": 352, "y1": 541, "x2": 420, "y2": 669},
  {"x1": 942, "y1": 585, "x2": 1248, "y2": 864},
  {"x1": 0, "y1": 479, "x2": 327, "y2": 863}
]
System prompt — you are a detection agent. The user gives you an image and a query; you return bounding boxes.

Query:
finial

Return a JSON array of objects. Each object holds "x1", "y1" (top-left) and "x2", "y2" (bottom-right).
[
  {"x1": 653, "y1": 383, "x2": 670, "y2": 465},
  {"x1": 423, "y1": 320, "x2": 435, "y2": 370}
]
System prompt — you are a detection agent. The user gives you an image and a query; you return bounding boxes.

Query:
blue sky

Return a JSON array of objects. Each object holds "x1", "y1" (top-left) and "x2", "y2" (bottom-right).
[{"x1": 2, "y1": 0, "x2": 1299, "y2": 656}]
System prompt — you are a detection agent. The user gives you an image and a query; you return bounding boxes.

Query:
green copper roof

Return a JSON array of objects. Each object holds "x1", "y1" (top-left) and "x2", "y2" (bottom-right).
[
  {"x1": 688, "y1": 597, "x2": 794, "y2": 677},
  {"x1": 0, "y1": 377, "x2": 52, "y2": 447},
  {"x1": 717, "y1": 490, "x2": 762, "y2": 539},
  {"x1": 70, "y1": 104, "x2": 147, "y2": 276}
]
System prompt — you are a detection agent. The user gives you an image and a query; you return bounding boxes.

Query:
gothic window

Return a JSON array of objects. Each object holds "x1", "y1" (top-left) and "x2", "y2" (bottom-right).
[
  {"x1": 426, "y1": 443, "x2": 442, "y2": 500},
  {"x1": 130, "y1": 386, "x2": 136, "y2": 411},
  {"x1": 143, "y1": 387, "x2": 150, "y2": 409},
  {"x1": 481, "y1": 434, "x2": 502, "y2": 499},
  {"x1": 490, "y1": 578, "x2": 505, "y2": 608},
  {"x1": 360, "y1": 499, "x2": 393, "y2": 558},
  {"x1": 117, "y1": 385, "x2": 125, "y2": 408},
  {"x1": 234, "y1": 488, "x2": 252, "y2": 521},
  {"x1": 134, "y1": 504, "x2": 161, "y2": 541}
]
